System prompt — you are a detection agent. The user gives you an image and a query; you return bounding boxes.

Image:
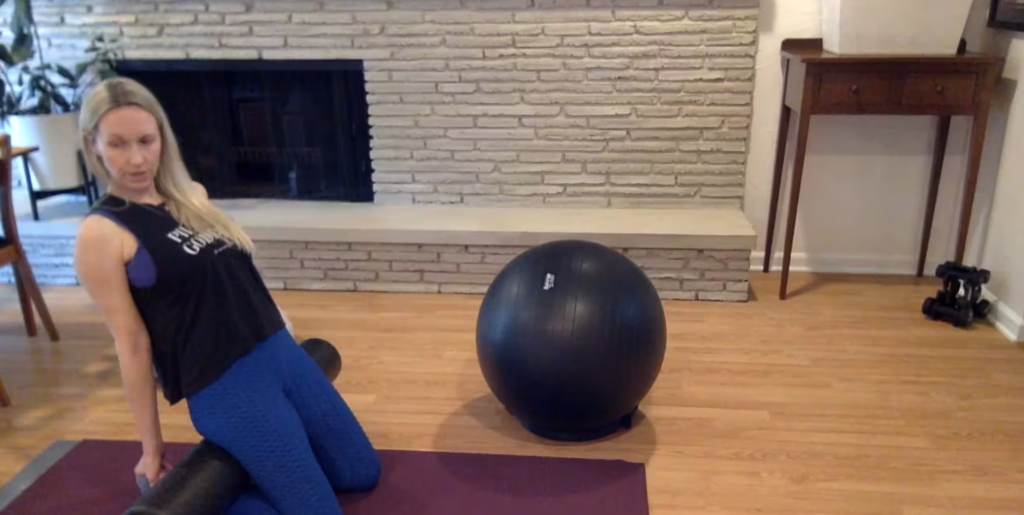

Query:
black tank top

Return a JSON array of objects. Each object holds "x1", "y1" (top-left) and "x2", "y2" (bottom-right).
[{"x1": 89, "y1": 194, "x2": 284, "y2": 405}]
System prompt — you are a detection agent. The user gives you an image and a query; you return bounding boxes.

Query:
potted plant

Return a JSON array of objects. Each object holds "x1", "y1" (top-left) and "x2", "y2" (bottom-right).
[{"x1": 0, "y1": 0, "x2": 118, "y2": 206}]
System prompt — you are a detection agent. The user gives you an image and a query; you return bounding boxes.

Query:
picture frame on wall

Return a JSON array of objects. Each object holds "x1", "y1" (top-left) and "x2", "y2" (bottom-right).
[{"x1": 990, "y1": 0, "x2": 1024, "y2": 31}]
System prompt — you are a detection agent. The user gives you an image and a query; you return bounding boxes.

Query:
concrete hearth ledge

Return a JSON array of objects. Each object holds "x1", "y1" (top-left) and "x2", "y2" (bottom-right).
[
  {"x1": 218, "y1": 200, "x2": 756, "y2": 250},
  {"x1": 17, "y1": 199, "x2": 756, "y2": 251}
]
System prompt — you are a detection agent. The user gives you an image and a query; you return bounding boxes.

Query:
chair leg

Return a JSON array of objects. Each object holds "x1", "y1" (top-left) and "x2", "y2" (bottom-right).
[
  {"x1": 0, "y1": 376, "x2": 10, "y2": 407},
  {"x1": 12, "y1": 263, "x2": 37, "y2": 338},
  {"x1": 14, "y1": 256, "x2": 59, "y2": 342},
  {"x1": 23, "y1": 157, "x2": 40, "y2": 222}
]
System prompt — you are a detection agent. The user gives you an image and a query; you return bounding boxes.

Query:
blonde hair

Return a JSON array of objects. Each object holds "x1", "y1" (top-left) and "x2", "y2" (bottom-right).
[{"x1": 80, "y1": 77, "x2": 254, "y2": 253}]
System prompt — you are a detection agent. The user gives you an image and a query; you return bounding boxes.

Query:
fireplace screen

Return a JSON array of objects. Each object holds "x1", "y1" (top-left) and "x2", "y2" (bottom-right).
[{"x1": 114, "y1": 59, "x2": 372, "y2": 202}]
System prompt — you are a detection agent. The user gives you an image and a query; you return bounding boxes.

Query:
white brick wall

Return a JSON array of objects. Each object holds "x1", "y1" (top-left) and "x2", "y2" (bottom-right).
[
  {"x1": 30, "y1": 0, "x2": 759, "y2": 208},
  {"x1": 253, "y1": 241, "x2": 749, "y2": 300},
  {"x1": 2, "y1": 236, "x2": 751, "y2": 301}
]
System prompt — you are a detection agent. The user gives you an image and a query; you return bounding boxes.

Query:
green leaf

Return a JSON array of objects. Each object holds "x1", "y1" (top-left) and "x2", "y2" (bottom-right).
[
  {"x1": 10, "y1": 0, "x2": 34, "y2": 37},
  {"x1": 0, "y1": 44, "x2": 13, "y2": 67},
  {"x1": 51, "y1": 91, "x2": 70, "y2": 112},
  {"x1": 99, "y1": 68, "x2": 118, "y2": 81},
  {"x1": 9, "y1": 31, "x2": 33, "y2": 64},
  {"x1": 55, "y1": 64, "x2": 76, "y2": 83},
  {"x1": 74, "y1": 61, "x2": 90, "y2": 81},
  {"x1": 35, "y1": 92, "x2": 52, "y2": 114}
]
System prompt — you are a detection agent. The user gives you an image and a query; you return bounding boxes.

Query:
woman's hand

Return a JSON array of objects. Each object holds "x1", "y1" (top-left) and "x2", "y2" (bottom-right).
[{"x1": 135, "y1": 449, "x2": 172, "y2": 487}]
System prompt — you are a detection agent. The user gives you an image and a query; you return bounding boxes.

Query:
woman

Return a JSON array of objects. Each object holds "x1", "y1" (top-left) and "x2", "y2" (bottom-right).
[{"x1": 74, "y1": 77, "x2": 380, "y2": 515}]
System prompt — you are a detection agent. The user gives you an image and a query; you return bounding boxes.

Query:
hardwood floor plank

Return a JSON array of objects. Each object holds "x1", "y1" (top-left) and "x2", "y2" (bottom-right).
[{"x1": 1, "y1": 272, "x2": 1023, "y2": 514}]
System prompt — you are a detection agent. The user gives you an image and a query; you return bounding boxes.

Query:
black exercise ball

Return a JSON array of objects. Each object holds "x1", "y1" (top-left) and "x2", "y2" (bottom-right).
[{"x1": 476, "y1": 240, "x2": 667, "y2": 442}]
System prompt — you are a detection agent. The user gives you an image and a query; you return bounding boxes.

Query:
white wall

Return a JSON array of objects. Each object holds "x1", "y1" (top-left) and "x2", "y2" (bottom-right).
[
  {"x1": 746, "y1": 0, "x2": 985, "y2": 274},
  {"x1": 745, "y1": 0, "x2": 1024, "y2": 340},
  {"x1": 979, "y1": 39, "x2": 1024, "y2": 341}
]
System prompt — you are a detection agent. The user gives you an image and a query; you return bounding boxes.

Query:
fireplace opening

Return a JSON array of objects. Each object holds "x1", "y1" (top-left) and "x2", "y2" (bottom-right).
[{"x1": 114, "y1": 59, "x2": 373, "y2": 202}]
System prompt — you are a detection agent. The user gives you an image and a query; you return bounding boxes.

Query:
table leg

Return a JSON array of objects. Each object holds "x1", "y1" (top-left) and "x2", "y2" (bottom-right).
[
  {"x1": 77, "y1": 150, "x2": 99, "y2": 204},
  {"x1": 955, "y1": 98, "x2": 994, "y2": 265},
  {"x1": 780, "y1": 109, "x2": 813, "y2": 300},
  {"x1": 78, "y1": 153, "x2": 95, "y2": 206},
  {"x1": 763, "y1": 104, "x2": 792, "y2": 273},
  {"x1": 21, "y1": 157, "x2": 39, "y2": 221},
  {"x1": 917, "y1": 116, "x2": 951, "y2": 277}
]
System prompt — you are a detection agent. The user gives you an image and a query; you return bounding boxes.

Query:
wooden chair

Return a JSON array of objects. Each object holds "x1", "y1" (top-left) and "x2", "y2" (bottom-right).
[{"x1": 1, "y1": 133, "x2": 60, "y2": 407}]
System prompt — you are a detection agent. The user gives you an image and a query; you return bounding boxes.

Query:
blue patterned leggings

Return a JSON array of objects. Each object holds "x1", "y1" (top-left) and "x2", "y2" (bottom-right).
[{"x1": 187, "y1": 329, "x2": 381, "y2": 515}]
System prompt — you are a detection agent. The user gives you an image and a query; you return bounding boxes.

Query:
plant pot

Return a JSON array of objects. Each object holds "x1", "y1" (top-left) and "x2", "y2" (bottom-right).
[
  {"x1": 8, "y1": 112, "x2": 84, "y2": 192},
  {"x1": 822, "y1": 0, "x2": 973, "y2": 55}
]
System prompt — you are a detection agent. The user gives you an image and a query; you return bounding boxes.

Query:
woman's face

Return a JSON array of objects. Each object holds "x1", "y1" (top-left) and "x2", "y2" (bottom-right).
[{"x1": 92, "y1": 106, "x2": 162, "y2": 195}]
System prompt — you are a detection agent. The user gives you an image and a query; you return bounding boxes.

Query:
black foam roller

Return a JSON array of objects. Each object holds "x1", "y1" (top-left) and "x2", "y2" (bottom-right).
[
  {"x1": 123, "y1": 338, "x2": 342, "y2": 515},
  {"x1": 301, "y1": 338, "x2": 342, "y2": 381}
]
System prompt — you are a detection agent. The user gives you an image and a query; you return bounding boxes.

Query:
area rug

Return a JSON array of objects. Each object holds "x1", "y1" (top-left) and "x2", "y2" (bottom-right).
[{"x1": 0, "y1": 439, "x2": 649, "y2": 515}]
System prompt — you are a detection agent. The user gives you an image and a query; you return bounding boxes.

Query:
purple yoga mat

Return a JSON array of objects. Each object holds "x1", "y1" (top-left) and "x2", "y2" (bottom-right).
[{"x1": 1, "y1": 439, "x2": 649, "y2": 515}]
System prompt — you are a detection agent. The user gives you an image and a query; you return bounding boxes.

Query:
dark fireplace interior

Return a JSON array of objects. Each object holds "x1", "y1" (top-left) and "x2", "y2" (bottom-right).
[{"x1": 115, "y1": 59, "x2": 373, "y2": 202}]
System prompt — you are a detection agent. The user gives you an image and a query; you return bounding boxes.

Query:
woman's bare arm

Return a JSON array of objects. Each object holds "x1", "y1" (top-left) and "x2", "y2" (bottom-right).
[{"x1": 75, "y1": 216, "x2": 164, "y2": 458}]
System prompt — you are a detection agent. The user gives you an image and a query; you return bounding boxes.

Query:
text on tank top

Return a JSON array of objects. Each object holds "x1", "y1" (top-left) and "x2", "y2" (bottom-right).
[{"x1": 89, "y1": 194, "x2": 284, "y2": 405}]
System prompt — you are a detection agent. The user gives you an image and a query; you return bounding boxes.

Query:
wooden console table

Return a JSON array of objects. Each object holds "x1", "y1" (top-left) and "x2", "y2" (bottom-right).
[{"x1": 764, "y1": 39, "x2": 1003, "y2": 300}]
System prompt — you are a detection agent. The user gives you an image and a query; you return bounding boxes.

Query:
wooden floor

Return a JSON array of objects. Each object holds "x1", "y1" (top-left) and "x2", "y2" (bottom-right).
[{"x1": 2, "y1": 273, "x2": 1023, "y2": 514}]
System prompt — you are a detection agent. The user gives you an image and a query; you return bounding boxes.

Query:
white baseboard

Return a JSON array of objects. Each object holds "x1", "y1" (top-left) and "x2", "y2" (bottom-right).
[
  {"x1": 982, "y1": 287, "x2": 1024, "y2": 343},
  {"x1": 751, "y1": 251, "x2": 949, "y2": 275}
]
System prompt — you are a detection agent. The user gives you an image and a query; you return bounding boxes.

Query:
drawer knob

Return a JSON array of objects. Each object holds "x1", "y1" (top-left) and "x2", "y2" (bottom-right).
[
  {"x1": 850, "y1": 84, "x2": 860, "y2": 94},
  {"x1": 936, "y1": 85, "x2": 945, "y2": 94}
]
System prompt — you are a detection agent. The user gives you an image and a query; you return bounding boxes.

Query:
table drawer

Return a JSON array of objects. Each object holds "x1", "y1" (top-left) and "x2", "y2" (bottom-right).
[
  {"x1": 817, "y1": 73, "x2": 892, "y2": 108},
  {"x1": 902, "y1": 73, "x2": 977, "y2": 109}
]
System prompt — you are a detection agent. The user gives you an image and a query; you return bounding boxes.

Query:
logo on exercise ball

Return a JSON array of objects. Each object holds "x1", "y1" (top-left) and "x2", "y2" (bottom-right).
[{"x1": 543, "y1": 273, "x2": 556, "y2": 291}]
